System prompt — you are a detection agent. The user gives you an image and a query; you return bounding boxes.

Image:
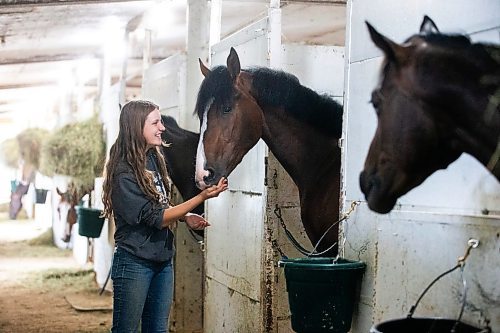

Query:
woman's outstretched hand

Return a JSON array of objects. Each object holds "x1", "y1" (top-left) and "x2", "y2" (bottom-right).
[{"x1": 201, "y1": 177, "x2": 228, "y2": 199}]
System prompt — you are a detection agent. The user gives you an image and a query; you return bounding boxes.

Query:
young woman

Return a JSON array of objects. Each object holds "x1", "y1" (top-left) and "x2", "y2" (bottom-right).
[{"x1": 102, "y1": 100, "x2": 227, "y2": 332}]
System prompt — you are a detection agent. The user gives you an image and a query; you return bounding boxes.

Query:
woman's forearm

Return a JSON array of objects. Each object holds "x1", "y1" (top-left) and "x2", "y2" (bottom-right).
[
  {"x1": 161, "y1": 193, "x2": 205, "y2": 227},
  {"x1": 160, "y1": 177, "x2": 228, "y2": 228}
]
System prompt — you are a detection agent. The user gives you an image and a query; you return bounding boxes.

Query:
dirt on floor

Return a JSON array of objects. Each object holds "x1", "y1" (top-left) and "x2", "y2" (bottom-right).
[{"x1": 0, "y1": 216, "x2": 112, "y2": 333}]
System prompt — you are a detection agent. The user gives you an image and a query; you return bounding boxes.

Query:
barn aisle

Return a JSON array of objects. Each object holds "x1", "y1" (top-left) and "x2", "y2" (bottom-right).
[{"x1": 0, "y1": 217, "x2": 112, "y2": 333}]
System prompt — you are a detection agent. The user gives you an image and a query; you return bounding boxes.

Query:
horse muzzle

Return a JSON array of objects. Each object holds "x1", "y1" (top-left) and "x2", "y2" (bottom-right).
[
  {"x1": 359, "y1": 170, "x2": 397, "y2": 214},
  {"x1": 195, "y1": 167, "x2": 225, "y2": 190}
]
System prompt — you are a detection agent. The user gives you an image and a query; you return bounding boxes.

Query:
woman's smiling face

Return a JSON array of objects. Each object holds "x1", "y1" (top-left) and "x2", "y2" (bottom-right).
[{"x1": 143, "y1": 108, "x2": 165, "y2": 148}]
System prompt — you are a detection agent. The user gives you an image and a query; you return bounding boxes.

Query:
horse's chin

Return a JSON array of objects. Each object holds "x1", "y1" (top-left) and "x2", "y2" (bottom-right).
[
  {"x1": 195, "y1": 180, "x2": 209, "y2": 190},
  {"x1": 195, "y1": 173, "x2": 227, "y2": 190},
  {"x1": 366, "y1": 193, "x2": 397, "y2": 214}
]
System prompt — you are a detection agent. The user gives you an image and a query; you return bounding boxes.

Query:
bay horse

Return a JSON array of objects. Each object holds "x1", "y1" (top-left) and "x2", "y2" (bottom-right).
[
  {"x1": 360, "y1": 16, "x2": 500, "y2": 214},
  {"x1": 194, "y1": 48, "x2": 343, "y2": 256}
]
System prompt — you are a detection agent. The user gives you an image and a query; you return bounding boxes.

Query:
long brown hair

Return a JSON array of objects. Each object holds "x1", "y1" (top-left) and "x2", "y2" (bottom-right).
[{"x1": 102, "y1": 100, "x2": 170, "y2": 219}]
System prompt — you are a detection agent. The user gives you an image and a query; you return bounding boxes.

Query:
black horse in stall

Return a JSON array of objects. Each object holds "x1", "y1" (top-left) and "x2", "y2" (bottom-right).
[{"x1": 160, "y1": 115, "x2": 203, "y2": 237}]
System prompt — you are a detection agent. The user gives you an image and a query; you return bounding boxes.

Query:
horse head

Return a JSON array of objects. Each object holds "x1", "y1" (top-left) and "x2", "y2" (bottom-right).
[
  {"x1": 194, "y1": 47, "x2": 265, "y2": 189},
  {"x1": 360, "y1": 16, "x2": 471, "y2": 213},
  {"x1": 57, "y1": 184, "x2": 92, "y2": 242}
]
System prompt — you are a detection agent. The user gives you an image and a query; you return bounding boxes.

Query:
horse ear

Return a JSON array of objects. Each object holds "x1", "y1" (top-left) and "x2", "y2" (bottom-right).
[
  {"x1": 419, "y1": 15, "x2": 439, "y2": 35},
  {"x1": 227, "y1": 47, "x2": 241, "y2": 81},
  {"x1": 56, "y1": 187, "x2": 63, "y2": 196},
  {"x1": 199, "y1": 58, "x2": 211, "y2": 77},
  {"x1": 366, "y1": 21, "x2": 410, "y2": 65}
]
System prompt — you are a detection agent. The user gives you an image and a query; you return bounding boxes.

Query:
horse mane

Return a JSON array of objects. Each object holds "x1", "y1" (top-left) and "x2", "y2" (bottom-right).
[
  {"x1": 248, "y1": 67, "x2": 343, "y2": 138},
  {"x1": 195, "y1": 66, "x2": 233, "y2": 120},
  {"x1": 161, "y1": 115, "x2": 198, "y2": 140},
  {"x1": 195, "y1": 65, "x2": 343, "y2": 138},
  {"x1": 409, "y1": 32, "x2": 500, "y2": 76}
]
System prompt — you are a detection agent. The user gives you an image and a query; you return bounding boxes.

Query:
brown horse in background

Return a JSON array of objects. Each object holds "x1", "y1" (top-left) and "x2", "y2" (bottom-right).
[
  {"x1": 56, "y1": 184, "x2": 90, "y2": 242},
  {"x1": 360, "y1": 16, "x2": 500, "y2": 214}
]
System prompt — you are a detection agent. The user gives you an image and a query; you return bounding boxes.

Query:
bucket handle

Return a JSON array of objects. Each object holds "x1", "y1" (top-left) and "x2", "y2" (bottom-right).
[{"x1": 407, "y1": 239, "x2": 482, "y2": 331}]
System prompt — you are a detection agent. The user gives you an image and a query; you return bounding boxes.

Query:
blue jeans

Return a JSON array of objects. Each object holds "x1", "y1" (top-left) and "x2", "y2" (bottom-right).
[{"x1": 111, "y1": 247, "x2": 174, "y2": 333}]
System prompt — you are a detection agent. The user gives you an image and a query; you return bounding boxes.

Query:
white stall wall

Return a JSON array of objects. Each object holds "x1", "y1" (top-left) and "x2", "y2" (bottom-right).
[
  {"x1": 142, "y1": 53, "x2": 187, "y2": 120},
  {"x1": 343, "y1": 1, "x2": 500, "y2": 332},
  {"x1": 92, "y1": 83, "x2": 121, "y2": 289}
]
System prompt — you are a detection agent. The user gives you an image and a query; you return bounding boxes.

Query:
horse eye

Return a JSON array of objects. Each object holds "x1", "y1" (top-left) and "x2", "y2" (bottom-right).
[
  {"x1": 223, "y1": 106, "x2": 232, "y2": 114},
  {"x1": 370, "y1": 91, "x2": 382, "y2": 114}
]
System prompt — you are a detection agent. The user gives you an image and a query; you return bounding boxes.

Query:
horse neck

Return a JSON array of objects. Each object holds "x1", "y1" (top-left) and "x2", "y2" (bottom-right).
[
  {"x1": 415, "y1": 50, "x2": 500, "y2": 167},
  {"x1": 431, "y1": 89, "x2": 499, "y2": 168},
  {"x1": 260, "y1": 106, "x2": 341, "y2": 190}
]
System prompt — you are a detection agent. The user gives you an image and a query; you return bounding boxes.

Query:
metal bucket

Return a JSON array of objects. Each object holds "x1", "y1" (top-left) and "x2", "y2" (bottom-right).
[{"x1": 370, "y1": 317, "x2": 484, "y2": 333}]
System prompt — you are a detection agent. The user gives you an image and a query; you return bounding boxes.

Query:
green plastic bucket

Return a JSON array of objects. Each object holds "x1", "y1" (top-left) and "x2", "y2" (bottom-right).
[
  {"x1": 77, "y1": 207, "x2": 105, "y2": 238},
  {"x1": 279, "y1": 257, "x2": 366, "y2": 333}
]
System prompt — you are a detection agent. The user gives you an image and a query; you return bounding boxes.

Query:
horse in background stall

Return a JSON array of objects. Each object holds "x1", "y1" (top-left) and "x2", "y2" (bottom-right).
[
  {"x1": 194, "y1": 48, "x2": 343, "y2": 256},
  {"x1": 160, "y1": 115, "x2": 203, "y2": 238},
  {"x1": 9, "y1": 164, "x2": 36, "y2": 219},
  {"x1": 9, "y1": 182, "x2": 30, "y2": 219},
  {"x1": 56, "y1": 184, "x2": 91, "y2": 243},
  {"x1": 360, "y1": 16, "x2": 500, "y2": 214}
]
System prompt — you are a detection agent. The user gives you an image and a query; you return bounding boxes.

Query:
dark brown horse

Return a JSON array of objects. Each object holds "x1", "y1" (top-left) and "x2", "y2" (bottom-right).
[
  {"x1": 360, "y1": 16, "x2": 500, "y2": 214},
  {"x1": 160, "y1": 115, "x2": 203, "y2": 217},
  {"x1": 194, "y1": 48, "x2": 343, "y2": 256}
]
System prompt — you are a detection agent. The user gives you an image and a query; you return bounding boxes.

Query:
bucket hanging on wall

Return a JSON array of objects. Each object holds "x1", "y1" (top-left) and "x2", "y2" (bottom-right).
[
  {"x1": 370, "y1": 239, "x2": 488, "y2": 333},
  {"x1": 279, "y1": 257, "x2": 366, "y2": 333},
  {"x1": 34, "y1": 188, "x2": 48, "y2": 204},
  {"x1": 76, "y1": 206, "x2": 105, "y2": 238}
]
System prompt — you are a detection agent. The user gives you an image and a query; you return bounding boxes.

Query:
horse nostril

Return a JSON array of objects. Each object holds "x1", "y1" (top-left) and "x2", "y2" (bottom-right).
[{"x1": 203, "y1": 168, "x2": 215, "y2": 183}]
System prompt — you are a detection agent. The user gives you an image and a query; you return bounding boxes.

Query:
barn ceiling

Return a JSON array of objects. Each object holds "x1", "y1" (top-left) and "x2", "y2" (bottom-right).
[{"x1": 0, "y1": 0, "x2": 345, "y2": 136}]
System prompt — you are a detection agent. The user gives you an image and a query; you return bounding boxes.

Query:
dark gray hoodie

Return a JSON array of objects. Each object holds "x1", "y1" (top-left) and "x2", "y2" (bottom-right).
[{"x1": 111, "y1": 152, "x2": 174, "y2": 262}]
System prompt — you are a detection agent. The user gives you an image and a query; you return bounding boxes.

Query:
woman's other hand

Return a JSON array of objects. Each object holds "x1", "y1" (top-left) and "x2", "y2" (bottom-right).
[{"x1": 184, "y1": 212, "x2": 210, "y2": 230}]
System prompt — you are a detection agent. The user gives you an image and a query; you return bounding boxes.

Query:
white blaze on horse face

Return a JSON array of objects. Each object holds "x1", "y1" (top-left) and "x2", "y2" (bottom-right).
[{"x1": 195, "y1": 98, "x2": 213, "y2": 189}]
